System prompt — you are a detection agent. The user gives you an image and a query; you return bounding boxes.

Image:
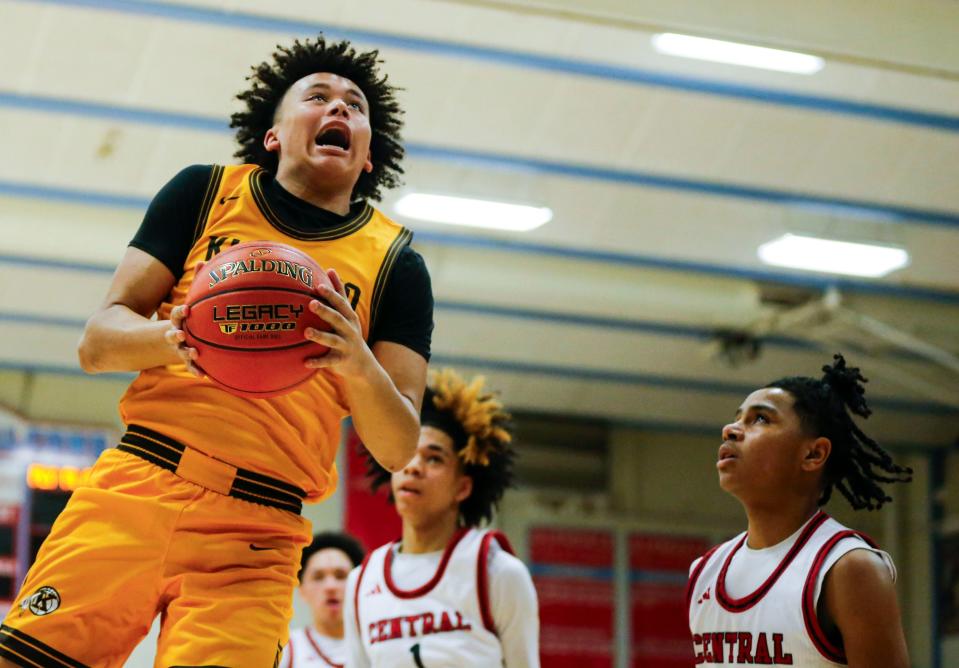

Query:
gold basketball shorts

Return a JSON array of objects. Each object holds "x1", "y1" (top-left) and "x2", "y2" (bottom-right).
[{"x1": 1, "y1": 435, "x2": 312, "y2": 668}]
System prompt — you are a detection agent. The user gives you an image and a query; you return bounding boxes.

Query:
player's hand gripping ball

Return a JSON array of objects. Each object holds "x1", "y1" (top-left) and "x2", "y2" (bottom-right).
[{"x1": 183, "y1": 241, "x2": 333, "y2": 398}]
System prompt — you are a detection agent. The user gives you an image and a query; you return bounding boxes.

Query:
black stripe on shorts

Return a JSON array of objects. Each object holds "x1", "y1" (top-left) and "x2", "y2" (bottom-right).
[
  {"x1": 118, "y1": 425, "x2": 305, "y2": 514},
  {"x1": 0, "y1": 625, "x2": 89, "y2": 668}
]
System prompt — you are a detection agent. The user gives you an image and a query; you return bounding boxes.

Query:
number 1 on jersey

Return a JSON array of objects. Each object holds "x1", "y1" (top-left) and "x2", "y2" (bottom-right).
[{"x1": 410, "y1": 642, "x2": 426, "y2": 668}]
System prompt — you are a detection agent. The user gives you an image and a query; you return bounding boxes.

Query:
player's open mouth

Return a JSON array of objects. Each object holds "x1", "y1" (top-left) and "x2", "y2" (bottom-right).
[
  {"x1": 717, "y1": 444, "x2": 737, "y2": 464},
  {"x1": 397, "y1": 485, "x2": 420, "y2": 496},
  {"x1": 315, "y1": 125, "x2": 351, "y2": 151}
]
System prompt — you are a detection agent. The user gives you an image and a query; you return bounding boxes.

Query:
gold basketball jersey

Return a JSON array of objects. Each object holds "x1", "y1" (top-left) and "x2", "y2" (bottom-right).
[{"x1": 119, "y1": 164, "x2": 412, "y2": 501}]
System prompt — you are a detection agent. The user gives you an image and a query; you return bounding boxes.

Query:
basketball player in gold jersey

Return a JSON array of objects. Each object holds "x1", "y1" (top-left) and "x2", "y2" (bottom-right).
[{"x1": 0, "y1": 37, "x2": 432, "y2": 668}]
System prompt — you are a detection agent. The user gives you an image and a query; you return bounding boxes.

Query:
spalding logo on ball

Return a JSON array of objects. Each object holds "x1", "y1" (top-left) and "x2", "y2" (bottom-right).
[{"x1": 183, "y1": 241, "x2": 334, "y2": 398}]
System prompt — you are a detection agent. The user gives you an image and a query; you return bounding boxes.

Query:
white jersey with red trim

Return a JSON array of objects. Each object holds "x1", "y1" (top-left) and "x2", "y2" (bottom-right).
[
  {"x1": 350, "y1": 528, "x2": 509, "y2": 667},
  {"x1": 687, "y1": 511, "x2": 895, "y2": 666},
  {"x1": 280, "y1": 627, "x2": 344, "y2": 668}
]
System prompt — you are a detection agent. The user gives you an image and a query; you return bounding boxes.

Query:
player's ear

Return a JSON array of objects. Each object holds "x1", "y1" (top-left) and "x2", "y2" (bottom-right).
[
  {"x1": 801, "y1": 437, "x2": 831, "y2": 473},
  {"x1": 264, "y1": 127, "x2": 281, "y2": 154},
  {"x1": 454, "y1": 474, "x2": 473, "y2": 504},
  {"x1": 363, "y1": 149, "x2": 373, "y2": 173}
]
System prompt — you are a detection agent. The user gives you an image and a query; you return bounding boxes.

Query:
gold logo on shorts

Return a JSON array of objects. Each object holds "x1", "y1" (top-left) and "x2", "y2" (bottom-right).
[{"x1": 23, "y1": 586, "x2": 60, "y2": 616}]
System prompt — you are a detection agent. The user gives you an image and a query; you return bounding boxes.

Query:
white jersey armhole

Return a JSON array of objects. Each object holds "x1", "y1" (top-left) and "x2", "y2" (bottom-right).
[{"x1": 813, "y1": 541, "x2": 896, "y2": 607}]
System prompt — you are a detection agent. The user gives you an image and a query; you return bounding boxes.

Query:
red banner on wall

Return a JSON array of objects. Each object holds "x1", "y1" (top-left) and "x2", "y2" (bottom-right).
[
  {"x1": 630, "y1": 533, "x2": 709, "y2": 668},
  {"x1": 531, "y1": 527, "x2": 614, "y2": 668},
  {"x1": 343, "y1": 424, "x2": 401, "y2": 552}
]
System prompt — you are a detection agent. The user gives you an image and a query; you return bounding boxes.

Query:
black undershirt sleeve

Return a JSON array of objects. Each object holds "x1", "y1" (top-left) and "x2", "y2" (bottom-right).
[
  {"x1": 369, "y1": 246, "x2": 434, "y2": 361},
  {"x1": 129, "y1": 164, "x2": 213, "y2": 279}
]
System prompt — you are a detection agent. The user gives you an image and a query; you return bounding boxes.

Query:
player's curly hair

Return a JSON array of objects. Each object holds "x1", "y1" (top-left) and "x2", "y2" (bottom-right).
[
  {"x1": 230, "y1": 36, "x2": 404, "y2": 202},
  {"x1": 367, "y1": 369, "x2": 515, "y2": 527},
  {"x1": 297, "y1": 531, "x2": 365, "y2": 582},
  {"x1": 767, "y1": 354, "x2": 912, "y2": 510}
]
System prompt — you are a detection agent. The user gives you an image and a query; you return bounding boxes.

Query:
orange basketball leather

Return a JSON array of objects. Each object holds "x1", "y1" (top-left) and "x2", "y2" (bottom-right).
[{"x1": 183, "y1": 241, "x2": 333, "y2": 398}]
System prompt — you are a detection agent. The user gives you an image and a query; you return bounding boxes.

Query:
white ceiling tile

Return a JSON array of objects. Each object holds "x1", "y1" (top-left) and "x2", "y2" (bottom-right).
[{"x1": 0, "y1": 2, "x2": 50, "y2": 90}]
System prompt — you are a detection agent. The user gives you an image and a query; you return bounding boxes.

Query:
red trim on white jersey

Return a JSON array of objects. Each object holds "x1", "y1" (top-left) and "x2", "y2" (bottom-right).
[
  {"x1": 383, "y1": 527, "x2": 469, "y2": 598},
  {"x1": 801, "y1": 529, "x2": 879, "y2": 664},
  {"x1": 716, "y1": 510, "x2": 828, "y2": 612},
  {"x1": 686, "y1": 544, "x2": 722, "y2": 614},
  {"x1": 304, "y1": 628, "x2": 343, "y2": 668},
  {"x1": 353, "y1": 551, "x2": 373, "y2": 638},
  {"x1": 354, "y1": 528, "x2": 509, "y2": 665},
  {"x1": 476, "y1": 530, "x2": 516, "y2": 634}
]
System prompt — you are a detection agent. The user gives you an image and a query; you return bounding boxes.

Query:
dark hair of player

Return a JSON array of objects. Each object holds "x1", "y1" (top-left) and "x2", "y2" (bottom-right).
[
  {"x1": 367, "y1": 369, "x2": 516, "y2": 527},
  {"x1": 298, "y1": 531, "x2": 366, "y2": 582},
  {"x1": 766, "y1": 353, "x2": 912, "y2": 510},
  {"x1": 230, "y1": 35, "x2": 404, "y2": 202}
]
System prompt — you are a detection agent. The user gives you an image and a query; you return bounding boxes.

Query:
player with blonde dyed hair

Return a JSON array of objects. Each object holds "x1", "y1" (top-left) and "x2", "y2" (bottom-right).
[{"x1": 345, "y1": 369, "x2": 540, "y2": 667}]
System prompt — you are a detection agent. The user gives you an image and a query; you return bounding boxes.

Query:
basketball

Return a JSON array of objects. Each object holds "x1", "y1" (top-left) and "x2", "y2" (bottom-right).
[{"x1": 183, "y1": 241, "x2": 333, "y2": 398}]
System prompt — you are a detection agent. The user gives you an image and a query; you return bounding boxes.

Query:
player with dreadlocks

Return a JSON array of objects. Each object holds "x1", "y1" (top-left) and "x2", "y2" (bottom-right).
[
  {"x1": 687, "y1": 354, "x2": 912, "y2": 667},
  {"x1": 344, "y1": 369, "x2": 540, "y2": 667},
  {"x1": 1, "y1": 37, "x2": 432, "y2": 667}
]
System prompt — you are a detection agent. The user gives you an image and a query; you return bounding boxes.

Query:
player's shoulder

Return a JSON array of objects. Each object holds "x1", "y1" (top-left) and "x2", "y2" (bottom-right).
[
  {"x1": 820, "y1": 546, "x2": 899, "y2": 621},
  {"x1": 830, "y1": 547, "x2": 892, "y2": 577},
  {"x1": 816, "y1": 515, "x2": 893, "y2": 569},
  {"x1": 396, "y1": 244, "x2": 428, "y2": 273},
  {"x1": 150, "y1": 164, "x2": 218, "y2": 202},
  {"x1": 170, "y1": 163, "x2": 217, "y2": 186},
  {"x1": 483, "y1": 541, "x2": 537, "y2": 611},
  {"x1": 485, "y1": 542, "x2": 532, "y2": 584},
  {"x1": 823, "y1": 539, "x2": 896, "y2": 588}
]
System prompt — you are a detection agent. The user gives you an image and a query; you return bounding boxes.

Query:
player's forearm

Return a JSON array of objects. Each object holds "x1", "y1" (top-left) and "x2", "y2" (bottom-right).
[
  {"x1": 78, "y1": 305, "x2": 178, "y2": 373},
  {"x1": 344, "y1": 360, "x2": 419, "y2": 472}
]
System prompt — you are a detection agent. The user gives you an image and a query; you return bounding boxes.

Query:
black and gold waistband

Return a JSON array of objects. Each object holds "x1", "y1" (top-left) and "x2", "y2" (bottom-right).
[{"x1": 118, "y1": 424, "x2": 305, "y2": 514}]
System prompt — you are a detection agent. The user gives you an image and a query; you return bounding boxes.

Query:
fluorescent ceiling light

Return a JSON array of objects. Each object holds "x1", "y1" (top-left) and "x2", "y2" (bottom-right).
[
  {"x1": 758, "y1": 234, "x2": 909, "y2": 277},
  {"x1": 394, "y1": 193, "x2": 552, "y2": 232},
  {"x1": 652, "y1": 33, "x2": 824, "y2": 75}
]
